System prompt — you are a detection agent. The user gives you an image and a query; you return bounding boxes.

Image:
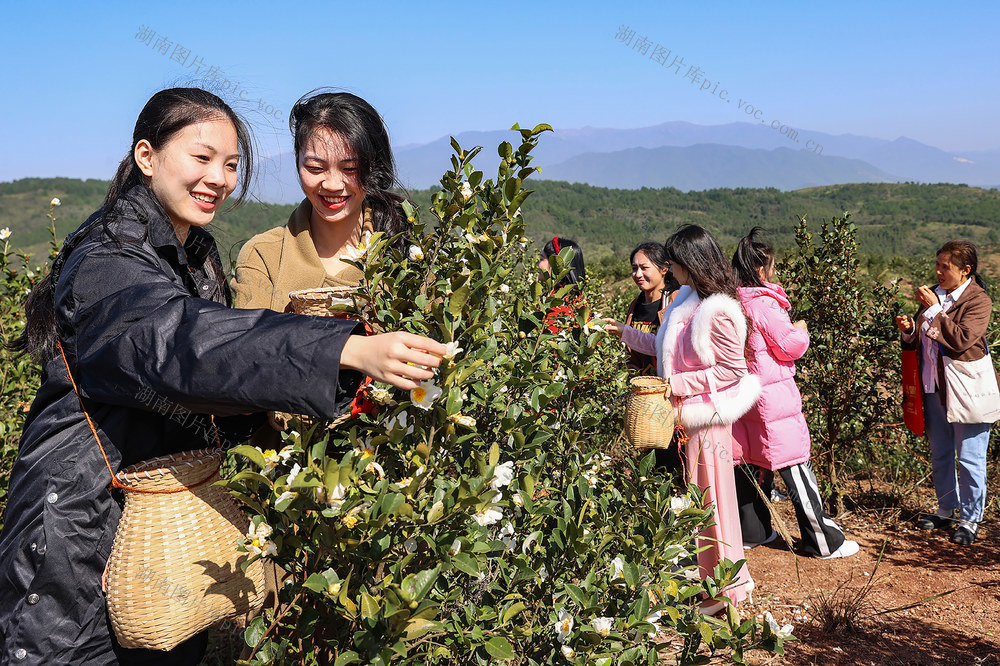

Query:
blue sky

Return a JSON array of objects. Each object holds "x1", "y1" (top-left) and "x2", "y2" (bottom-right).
[{"x1": 1, "y1": 0, "x2": 998, "y2": 182}]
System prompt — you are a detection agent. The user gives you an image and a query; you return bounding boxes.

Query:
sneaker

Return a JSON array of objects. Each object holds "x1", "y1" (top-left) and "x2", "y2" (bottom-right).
[
  {"x1": 916, "y1": 510, "x2": 955, "y2": 531},
  {"x1": 744, "y1": 530, "x2": 778, "y2": 550},
  {"x1": 770, "y1": 488, "x2": 787, "y2": 502},
  {"x1": 951, "y1": 521, "x2": 979, "y2": 546},
  {"x1": 819, "y1": 539, "x2": 860, "y2": 559}
]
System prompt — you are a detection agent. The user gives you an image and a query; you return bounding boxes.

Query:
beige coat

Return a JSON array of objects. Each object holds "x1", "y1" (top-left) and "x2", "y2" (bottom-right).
[{"x1": 232, "y1": 199, "x2": 372, "y2": 312}]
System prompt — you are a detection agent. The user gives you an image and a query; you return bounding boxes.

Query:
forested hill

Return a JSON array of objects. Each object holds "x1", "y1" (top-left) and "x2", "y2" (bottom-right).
[{"x1": 2, "y1": 177, "x2": 998, "y2": 261}]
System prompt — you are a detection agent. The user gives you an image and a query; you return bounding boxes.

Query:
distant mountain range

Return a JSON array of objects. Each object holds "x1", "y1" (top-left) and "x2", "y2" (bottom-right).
[{"x1": 254, "y1": 121, "x2": 1000, "y2": 203}]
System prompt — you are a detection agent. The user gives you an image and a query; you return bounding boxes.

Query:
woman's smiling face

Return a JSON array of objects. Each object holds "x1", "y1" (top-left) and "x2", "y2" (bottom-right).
[
  {"x1": 298, "y1": 128, "x2": 365, "y2": 229},
  {"x1": 632, "y1": 250, "x2": 668, "y2": 295},
  {"x1": 137, "y1": 117, "x2": 239, "y2": 241}
]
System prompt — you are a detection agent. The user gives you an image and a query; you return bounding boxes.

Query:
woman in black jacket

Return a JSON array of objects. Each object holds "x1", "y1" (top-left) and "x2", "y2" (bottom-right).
[{"x1": 0, "y1": 88, "x2": 444, "y2": 665}]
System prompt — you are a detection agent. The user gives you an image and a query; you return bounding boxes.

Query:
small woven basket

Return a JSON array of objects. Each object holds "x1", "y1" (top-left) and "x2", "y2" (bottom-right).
[
  {"x1": 624, "y1": 376, "x2": 675, "y2": 449},
  {"x1": 288, "y1": 286, "x2": 369, "y2": 319},
  {"x1": 106, "y1": 448, "x2": 266, "y2": 650},
  {"x1": 285, "y1": 287, "x2": 372, "y2": 428}
]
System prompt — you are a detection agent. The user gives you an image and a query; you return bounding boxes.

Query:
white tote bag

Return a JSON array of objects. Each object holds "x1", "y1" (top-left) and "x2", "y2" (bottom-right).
[{"x1": 942, "y1": 353, "x2": 1000, "y2": 424}]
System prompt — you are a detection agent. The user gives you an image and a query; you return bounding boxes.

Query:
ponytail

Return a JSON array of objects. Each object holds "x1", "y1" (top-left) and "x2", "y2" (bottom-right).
[{"x1": 732, "y1": 226, "x2": 775, "y2": 288}]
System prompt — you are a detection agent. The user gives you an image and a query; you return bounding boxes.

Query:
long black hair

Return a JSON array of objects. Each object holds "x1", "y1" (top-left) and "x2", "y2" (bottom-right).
[
  {"x1": 289, "y1": 90, "x2": 408, "y2": 246},
  {"x1": 732, "y1": 226, "x2": 775, "y2": 288},
  {"x1": 664, "y1": 224, "x2": 739, "y2": 301},
  {"x1": 10, "y1": 88, "x2": 255, "y2": 364},
  {"x1": 630, "y1": 241, "x2": 679, "y2": 296},
  {"x1": 542, "y1": 237, "x2": 586, "y2": 287}
]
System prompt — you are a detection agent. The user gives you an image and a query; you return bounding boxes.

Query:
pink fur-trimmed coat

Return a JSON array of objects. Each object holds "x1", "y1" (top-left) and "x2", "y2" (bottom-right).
[
  {"x1": 646, "y1": 286, "x2": 762, "y2": 428},
  {"x1": 732, "y1": 282, "x2": 811, "y2": 471}
]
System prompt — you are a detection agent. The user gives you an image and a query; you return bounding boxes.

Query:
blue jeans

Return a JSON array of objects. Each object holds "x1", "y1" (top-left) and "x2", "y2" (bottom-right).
[{"x1": 923, "y1": 392, "x2": 991, "y2": 523}]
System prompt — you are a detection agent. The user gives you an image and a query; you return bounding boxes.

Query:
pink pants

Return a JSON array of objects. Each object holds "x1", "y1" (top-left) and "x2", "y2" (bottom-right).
[{"x1": 686, "y1": 422, "x2": 752, "y2": 605}]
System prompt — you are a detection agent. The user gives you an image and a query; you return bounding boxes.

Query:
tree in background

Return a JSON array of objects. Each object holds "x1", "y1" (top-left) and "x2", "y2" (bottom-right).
[{"x1": 780, "y1": 214, "x2": 901, "y2": 515}]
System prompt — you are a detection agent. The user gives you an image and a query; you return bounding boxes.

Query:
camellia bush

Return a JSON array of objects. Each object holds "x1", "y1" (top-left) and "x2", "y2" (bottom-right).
[
  {"x1": 226, "y1": 126, "x2": 789, "y2": 664},
  {"x1": 779, "y1": 214, "x2": 904, "y2": 514},
  {"x1": 0, "y1": 203, "x2": 59, "y2": 529}
]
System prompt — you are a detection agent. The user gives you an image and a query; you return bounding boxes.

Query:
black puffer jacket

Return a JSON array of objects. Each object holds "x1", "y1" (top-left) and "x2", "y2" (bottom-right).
[{"x1": 0, "y1": 185, "x2": 362, "y2": 665}]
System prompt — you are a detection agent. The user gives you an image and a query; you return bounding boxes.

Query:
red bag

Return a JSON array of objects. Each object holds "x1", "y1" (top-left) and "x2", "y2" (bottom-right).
[{"x1": 902, "y1": 347, "x2": 925, "y2": 436}]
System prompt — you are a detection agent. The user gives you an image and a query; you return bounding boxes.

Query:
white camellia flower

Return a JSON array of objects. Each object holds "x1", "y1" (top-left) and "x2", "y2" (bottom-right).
[
  {"x1": 448, "y1": 413, "x2": 476, "y2": 428},
  {"x1": 592, "y1": 616, "x2": 613, "y2": 637},
  {"x1": 246, "y1": 522, "x2": 278, "y2": 558},
  {"x1": 499, "y1": 521, "x2": 516, "y2": 550},
  {"x1": 408, "y1": 245, "x2": 424, "y2": 261},
  {"x1": 369, "y1": 385, "x2": 393, "y2": 404},
  {"x1": 765, "y1": 612, "x2": 794, "y2": 638},
  {"x1": 443, "y1": 341, "x2": 464, "y2": 359},
  {"x1": 276, "y1": 490, "x2": 298, "y2": 505},
  {"x1": 448, "y1": 539, "x2": 462, "y2": 556},
  {"x1": 554, "y1": 609, "x2": 574, "y2": 642},
  {"x1": 511, "y1": 492, "x2": 524, "y2": 507},
  {"x1": 645, "y1": 610, "x2": 662, "y2": 637},
  {"x1": 388, "y1": 411, "x2": 415, "y2": 435},
  {"x1": 610, "y1": 556, "x2": 624, "y2": 581},
  {"x1": 473, "y1": 503, "x2": 503, "y2": 526},
  {"x1": 670, "y1": 495, "x2": 693, "y2": 515},
  {"x1": 459, "y1": 181, "x2": 473, "y2": 200},
  {"x1": 0, "y1": 228, "x2": 10, "y2": 241},
  {"x1": 490, "y1": 460, "x2": 515, "y2": 490},
  {"x1": 560, "y1": 645, "x2": 575, "y2": 659},
  {"x1": 50, "y1": 198, "x2": 61, "y2": 207},
  {"x1": 411, "y1": 380, "x2": 442, "y2": 410},
  {"x1": 499, "y1": 283, "x2": 510, "y2": 294},
  {"x1": 286, "y1": 463, "x2": 302, "y2": 485},
  {"x1": 326, "y1": 483, "x2": 347, "y2": 511},
  {"x1": 261, "y1": 447, "x2": 293, "y2": 475}
]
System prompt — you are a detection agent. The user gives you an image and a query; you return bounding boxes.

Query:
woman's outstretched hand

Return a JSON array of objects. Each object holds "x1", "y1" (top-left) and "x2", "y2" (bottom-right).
[
  {"x1": 602, "y1": 318, "x2": 625, "y2": 339},
  {"x1": 895, "y1": 314, "x2": 915, "y2": 333},
  {"x1": 341, "y1": 332, "x2": 447, "y2": 390}
]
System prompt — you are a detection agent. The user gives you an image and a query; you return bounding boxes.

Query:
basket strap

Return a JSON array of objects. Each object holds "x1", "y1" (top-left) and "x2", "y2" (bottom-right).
[{"x1": 57, "y1": 341, "x2": 220, "y2": 494}]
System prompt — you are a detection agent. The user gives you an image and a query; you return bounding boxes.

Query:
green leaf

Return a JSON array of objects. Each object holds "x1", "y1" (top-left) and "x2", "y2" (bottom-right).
[
  {"x1": 402, "y1": 618, "x2": 441, "y2": 640},
  {"x1": 488, "y1": 442, "x2": 500, "y2": 468},
  {"x1": 244, "y1": 615, "x2": 266, "y2": 647},
  {"x1": 303, "y1": 573, "x2": 329, "y2": 594},
  {"x1": 484, "y1": 636, "x2": 515, "y2": 660},
  {"x1": 451, "y1": 552, "x2": 480, "y2": 576},
  {"x1": 500, "y1": 601, "x2": 526, "y2": 626},
  {"x1": 334, "y1": 651, "x2": 361, "y2": 666},
  {"x1": 448, "y1": 285, "x2": 470, "y2": 318},
  {"x1": 231, "y1": 445, "x2": 265, "y2": 469},
  {"x1": 402, "y1": 565, "x2": 442, "y2": 602},
  {"x1": 361, "y1": 589, "x2": 380, "y2": 619}
]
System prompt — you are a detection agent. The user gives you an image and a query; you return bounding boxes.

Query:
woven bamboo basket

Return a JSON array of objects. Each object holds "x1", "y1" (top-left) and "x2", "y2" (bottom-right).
[
  {"x1": 288, "y1": 286, "x2": 369, "y2": 319},
  {"x1": 106, "y1": 448, "x2": 266, "y2": 650},
  {"x1": 624, "y1": 376, "x2": 675, "y2": 449}
]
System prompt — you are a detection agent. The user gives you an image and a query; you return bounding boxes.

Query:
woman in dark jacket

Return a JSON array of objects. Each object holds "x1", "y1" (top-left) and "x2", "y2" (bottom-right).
[
  {"x1": 895, "y1": 240, "x2": 996, "y2": 546},
  {"x1": 0, "y1": 88, "x2": 444, "y2": 665}
]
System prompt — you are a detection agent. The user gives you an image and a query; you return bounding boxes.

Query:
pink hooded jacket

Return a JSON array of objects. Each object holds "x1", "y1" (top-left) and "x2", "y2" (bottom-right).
[{"x1": 732, "y1": 282, "x2": 811, "y2": 470}]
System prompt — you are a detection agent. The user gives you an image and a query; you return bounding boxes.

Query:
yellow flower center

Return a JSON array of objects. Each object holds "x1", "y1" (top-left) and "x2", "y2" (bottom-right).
[{"x1": 412, "y1": 388, "x2": 427, "y2": 402}]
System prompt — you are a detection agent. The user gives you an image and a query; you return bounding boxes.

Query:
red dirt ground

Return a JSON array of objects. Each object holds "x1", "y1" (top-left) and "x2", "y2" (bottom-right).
[{"x1": 740, "y1": 474, "x2": 1000, "y2": 666}]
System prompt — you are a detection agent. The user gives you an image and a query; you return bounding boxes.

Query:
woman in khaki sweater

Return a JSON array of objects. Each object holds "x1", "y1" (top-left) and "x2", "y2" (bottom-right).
[{"x1": 232, "y1": 91, "x2": 408, "y2": 312}]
